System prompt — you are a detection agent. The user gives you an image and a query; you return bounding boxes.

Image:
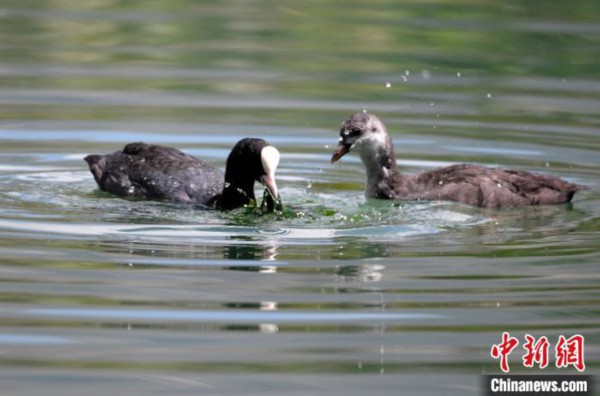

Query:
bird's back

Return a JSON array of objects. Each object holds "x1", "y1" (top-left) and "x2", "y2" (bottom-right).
[
  {"x1": 407, "y1": 164, "x2": 586, "y2": 209},
  {"x1": 84, "y1": 142, "x2": 224, "y2": 205}
]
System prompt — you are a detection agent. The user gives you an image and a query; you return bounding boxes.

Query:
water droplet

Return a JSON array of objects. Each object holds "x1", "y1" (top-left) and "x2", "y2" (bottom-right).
[
  {"x1": 307, "y1": 181, "x2": 313, "y2": 189},
  {"x1": 421, "y1": 69, "x2": 431, "y2": 79},
  {"x1": 497, "y1": 183, "x2": 501, "y2": 188},
  {"x1": 385, "y1": 82, "x2": 391, "y2": 88},
  {"x1": 362, "y1": 108, "x2": 368, "y2": 113},
  {"x1": 438, "y1": 180, "x2": 443, "y2": 185},
  {"x1": 487, "y1": 93, "x2": 492, "y2": 98},
  {"x1": 324, "y1": 144, "x2": 330, "y2": 149},
  {"x1": 404, "y1": 70, "x2": 410, "y2": 76},
  {"x1": 545, "y1": 162, "x2": 550, "y2": 167},
  {"x1": 430, "y1": 102, "x2": 435, "y2": 106},
  {"x1": 456, "y1": 72, "x2": 461, "y2": 77},
  {"x1": 128, "y1": 186, "x2": 135, "y2": 194}
]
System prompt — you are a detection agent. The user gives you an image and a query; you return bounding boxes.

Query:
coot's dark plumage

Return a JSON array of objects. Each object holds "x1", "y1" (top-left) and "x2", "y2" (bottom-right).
[
  {"x1": 84, "y1": 138, "x2": 280, "y2": 210},
  {"x1": 331, "y1": 113, "x2": 587, "y2": 209}
]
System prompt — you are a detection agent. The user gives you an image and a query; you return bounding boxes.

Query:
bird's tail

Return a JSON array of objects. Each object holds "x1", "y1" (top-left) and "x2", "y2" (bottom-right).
[
  {"x1": 566, "y1": 182, "x2": 589, "y2": 202},
  {"x1": 84, "y1": 154, "x2": 105, "y2": 183}
]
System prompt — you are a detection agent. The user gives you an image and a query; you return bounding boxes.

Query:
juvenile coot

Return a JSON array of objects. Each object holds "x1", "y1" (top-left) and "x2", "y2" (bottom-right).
[
  {"x1": 84, "y1": 138, "x2": 281, "y2": 210},
  {"x1": 331, "y1": 112, "x2": 587, "y2": 209}
]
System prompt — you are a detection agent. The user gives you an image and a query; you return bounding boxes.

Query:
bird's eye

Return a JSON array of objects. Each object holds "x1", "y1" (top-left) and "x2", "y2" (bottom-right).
[{"x1": 341, "y1": 128, "x2": 362, "y2": 139}]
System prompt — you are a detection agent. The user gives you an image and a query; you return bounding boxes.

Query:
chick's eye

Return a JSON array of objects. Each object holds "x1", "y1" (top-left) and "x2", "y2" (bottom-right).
[{"x1": 341, "y1": 128, "x2": 362, "y2": 139}]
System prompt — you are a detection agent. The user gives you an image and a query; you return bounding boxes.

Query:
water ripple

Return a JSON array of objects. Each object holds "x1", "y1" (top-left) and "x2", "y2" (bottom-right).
[{"x1": 22, "y1": 308, "x2": 442, "y2": 324}]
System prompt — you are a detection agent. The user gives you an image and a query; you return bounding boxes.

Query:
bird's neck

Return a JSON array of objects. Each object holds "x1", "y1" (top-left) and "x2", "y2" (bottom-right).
[
  {"x1": 218, "y1": 177, "x2": 256, "y2": 210},
  {"x1": 357, "y1": 134, "x2": 407, "y2": 197}
]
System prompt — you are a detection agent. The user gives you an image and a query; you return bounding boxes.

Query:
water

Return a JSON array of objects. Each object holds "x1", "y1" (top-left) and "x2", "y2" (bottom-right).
[{"x1": 1, "y1": 1, "x2": 599, "y2": 395}]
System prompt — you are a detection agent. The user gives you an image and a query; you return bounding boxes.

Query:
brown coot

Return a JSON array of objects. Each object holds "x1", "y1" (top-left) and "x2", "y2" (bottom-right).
[
  {"x1": 331, "y1": 112, "x2": 587, "y2": 209},
  {"x1": 84, "y1": 138, "x2": 281, "y2": 210}
]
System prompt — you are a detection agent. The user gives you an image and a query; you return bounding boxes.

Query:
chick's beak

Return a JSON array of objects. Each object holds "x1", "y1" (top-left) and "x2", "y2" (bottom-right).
[{"x1": 331, "y1": 142, "x2": 350, "y2": 163}]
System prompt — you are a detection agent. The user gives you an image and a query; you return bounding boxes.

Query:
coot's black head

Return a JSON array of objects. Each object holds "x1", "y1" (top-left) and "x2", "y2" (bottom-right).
[
  {"x1": 331, "y1": 112, "x2": 387, "y2": 163},
  {"x1": 221, "y1": 138, "x2": 280, "y2": 210}
]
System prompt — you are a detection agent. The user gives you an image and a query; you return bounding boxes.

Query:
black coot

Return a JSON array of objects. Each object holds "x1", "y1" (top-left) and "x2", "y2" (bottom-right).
[
  {"x1": 331, "y1": 113, "x2": 587, "y2": 209},
  {"x1": 85, "y1": 138, "x2": 281, "y2": 210}
]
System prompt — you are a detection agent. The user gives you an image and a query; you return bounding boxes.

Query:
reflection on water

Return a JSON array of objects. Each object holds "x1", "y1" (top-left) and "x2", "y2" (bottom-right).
[
  {"x1": 21, "y1": 308, "x2": 441, "y2": 323},
  {"x1": 1, "y1": 1, "x2": 599, "y2": 395}
]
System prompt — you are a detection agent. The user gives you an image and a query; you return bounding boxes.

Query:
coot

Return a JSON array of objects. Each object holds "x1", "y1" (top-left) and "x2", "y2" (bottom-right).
[
  {"x1": 331, "y1": 112, "x2": 587, "y2": 209},
  {"x1": 85, "y1": 138, "x2": 281, "y2": 210}
]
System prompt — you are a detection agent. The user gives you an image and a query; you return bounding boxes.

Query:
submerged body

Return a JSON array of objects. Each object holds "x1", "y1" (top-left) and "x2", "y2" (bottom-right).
[
  {"x1": 331, "y1": 113, "x2": 586, "y2": 209},
  {"x1": 85, "y1": 138, "x2": 281, "y2": 210}
]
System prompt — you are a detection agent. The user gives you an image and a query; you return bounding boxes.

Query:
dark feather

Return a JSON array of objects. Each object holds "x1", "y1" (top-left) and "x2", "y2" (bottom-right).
[
  {"x1": 334, "y1": 113, "x2": 587, "y2": 209},
  {"x1": 84, "y1": 139, "x2": 275, "y2": 210}
]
